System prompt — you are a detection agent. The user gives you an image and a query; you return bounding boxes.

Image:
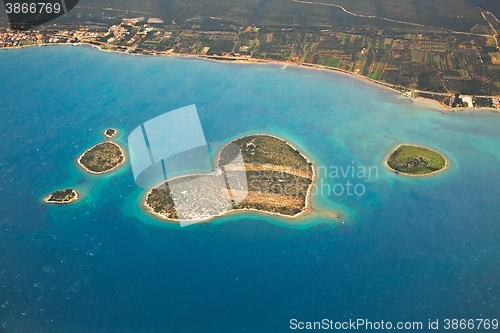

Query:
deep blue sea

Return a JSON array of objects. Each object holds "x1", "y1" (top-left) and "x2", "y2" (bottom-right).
[{"x1": 0, "y1": 46, "x2": 499, "y2": 333}]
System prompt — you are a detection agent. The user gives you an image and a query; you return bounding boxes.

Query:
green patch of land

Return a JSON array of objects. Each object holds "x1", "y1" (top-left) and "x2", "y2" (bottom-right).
[
  {"x1": 386, "y1": 144, "x2": 448, "y2": 176},
  {"x1": 44, "y1": 189, "x2": 79, "y2": 204},
  {"x1": 144, "y1": 134, "x2": 315, "y2": 222},
  {"x1": 78, "y1": 141, "x2": 125, "y2": 174}
]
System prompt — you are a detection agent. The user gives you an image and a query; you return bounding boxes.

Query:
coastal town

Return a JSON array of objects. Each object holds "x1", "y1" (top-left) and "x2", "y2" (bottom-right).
[{"x1": 2, "y1": 14, "x2": 500, "y2": 108}]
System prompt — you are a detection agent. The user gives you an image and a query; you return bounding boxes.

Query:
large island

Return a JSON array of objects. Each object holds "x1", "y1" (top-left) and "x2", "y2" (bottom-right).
[
  {"x1": 386, "y1": 144, "x2": 448, "y2": 176},
  {"x1": 144, "y1": 135, "x2": 315, "y2": 222}
]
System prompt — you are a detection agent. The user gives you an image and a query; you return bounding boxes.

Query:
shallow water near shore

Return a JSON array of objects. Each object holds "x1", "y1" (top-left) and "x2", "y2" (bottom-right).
[{"x1": 0, "y1": 45, "x2": 499, "y2": 332}]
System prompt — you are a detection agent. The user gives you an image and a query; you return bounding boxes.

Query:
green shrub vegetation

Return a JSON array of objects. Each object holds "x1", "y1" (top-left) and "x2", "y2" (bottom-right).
[{"x1": 387, "y1": 145, "x2": 447, "y2": 175}]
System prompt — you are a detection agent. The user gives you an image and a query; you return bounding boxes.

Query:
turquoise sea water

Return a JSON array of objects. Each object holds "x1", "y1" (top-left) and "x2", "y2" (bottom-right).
[{"x1": 0, "y1": 46, "x2": 499, "y2": 332}]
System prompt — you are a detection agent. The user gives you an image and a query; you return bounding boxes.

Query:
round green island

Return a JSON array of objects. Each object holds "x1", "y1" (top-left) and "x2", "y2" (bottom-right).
[{"x1": 386, "y1": 144, "x2": 448, "y2": 176}]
